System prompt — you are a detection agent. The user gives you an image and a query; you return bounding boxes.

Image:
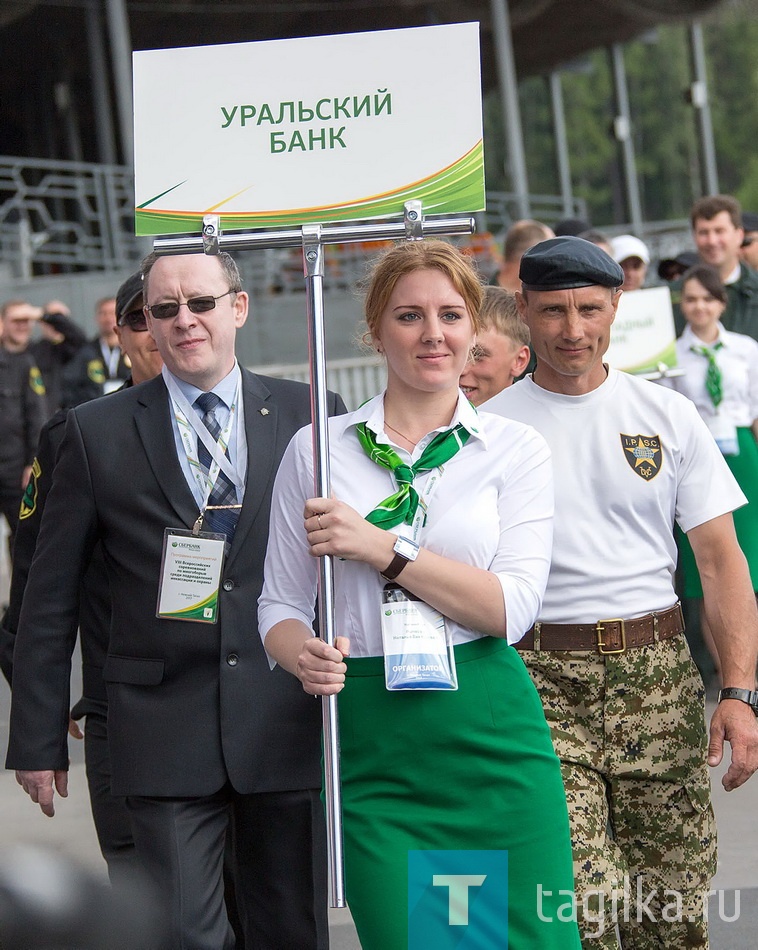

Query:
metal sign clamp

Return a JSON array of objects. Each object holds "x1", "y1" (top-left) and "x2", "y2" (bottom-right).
[{"x1": 202, "y1": 214, "x2": 220, "y2": 255}]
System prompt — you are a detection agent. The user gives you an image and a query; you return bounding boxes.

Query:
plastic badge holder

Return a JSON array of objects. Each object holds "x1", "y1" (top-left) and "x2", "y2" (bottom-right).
[{"x1": 381, "y1": 585, "x2": 458, "y2": 690}]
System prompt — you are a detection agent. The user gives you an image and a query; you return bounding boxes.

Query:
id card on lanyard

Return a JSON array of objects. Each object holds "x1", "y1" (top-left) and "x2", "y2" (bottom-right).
[
  {"x1": 380, "y1": 584, "x2": 458, "y2": 690},
  {"x1": 157, "y1": 528, "x2": 226, "y2": 623},
  {"x1": 156, "y1": 369, "x2": 247, "y2": 622},
  {"x1": 706, "y1": 412, "x2": 739, "y2": 456},
  {"x1": 378, "y1": 460, "x2": 457, "y2": 690}
]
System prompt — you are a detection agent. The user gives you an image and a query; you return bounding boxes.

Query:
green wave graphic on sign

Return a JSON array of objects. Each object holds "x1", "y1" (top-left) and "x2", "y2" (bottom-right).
[
  {"x1": 620, "y1": 341, "x2": 678, "y2": 375},
  {"x1": 162, "y1": 590, "x2": 219, "y2": 622},
  {"x1": 135, "y1": 142, "x2": 484, "y2": 236}
]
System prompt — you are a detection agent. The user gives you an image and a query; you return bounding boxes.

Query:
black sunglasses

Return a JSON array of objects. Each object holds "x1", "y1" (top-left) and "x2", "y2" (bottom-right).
[
  {"x1": 118, "y1": 308, "x2": 148, "y2": 332},
  {"x1": 145, "y1": 289, "x2": 237, "y2": 321}
]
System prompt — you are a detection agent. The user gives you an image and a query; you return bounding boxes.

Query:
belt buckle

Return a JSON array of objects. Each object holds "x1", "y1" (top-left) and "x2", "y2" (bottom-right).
[{"x1": 596, "y1": 618, "x2": 626, "y2": 655}]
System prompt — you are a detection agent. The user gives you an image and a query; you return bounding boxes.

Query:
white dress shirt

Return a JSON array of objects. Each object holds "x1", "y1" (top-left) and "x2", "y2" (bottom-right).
[
  {"x1": 165, "y1": 362, "x2": 247, "y2": 508},
  {"x1": 258, "y1": 390, "x2": 554, "y2": 657},
  {"x1": 660, "y1": 323, "x2": 758, "y2": 426}
]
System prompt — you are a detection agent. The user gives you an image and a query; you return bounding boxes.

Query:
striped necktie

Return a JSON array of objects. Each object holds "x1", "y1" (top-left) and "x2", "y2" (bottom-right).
[{"x1": 195, "y1": 392, "x2": 240, "y2": 544}]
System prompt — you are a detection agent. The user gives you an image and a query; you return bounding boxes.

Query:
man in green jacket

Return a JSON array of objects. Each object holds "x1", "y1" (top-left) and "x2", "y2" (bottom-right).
[{"x1": 671, "y1": 194, "x2": 758, "y2": 340}]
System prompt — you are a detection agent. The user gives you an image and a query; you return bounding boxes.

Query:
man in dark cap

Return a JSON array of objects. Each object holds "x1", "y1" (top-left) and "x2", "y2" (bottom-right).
[
  {"x1": 1, "y1": 272, "x2": 162, "y2": 885},
  {"x1": 657, "y1": 250, "x2": 698, "y2": 283},
  {"x1": 485, "y1": 236, "x2": 758, "y2": 949},
  {"x1": 553, "y1": 216, "x2": 592, "y2": 237},
  {"x1": 740, "y1": 211, "x2": 758, "y2": 271}
]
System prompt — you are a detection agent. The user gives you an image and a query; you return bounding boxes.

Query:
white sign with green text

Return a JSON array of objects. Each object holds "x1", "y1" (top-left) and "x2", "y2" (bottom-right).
[
  {"x1": 606, "y1": 286, "x2": 678, "y2": 376},
  {"x1": 133, "y1": 23, "x2": 484, "y2": 236}
]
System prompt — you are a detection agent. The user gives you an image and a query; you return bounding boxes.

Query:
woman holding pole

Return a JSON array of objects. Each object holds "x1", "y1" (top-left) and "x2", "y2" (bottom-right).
[{"x1": 258, "y1": 240, "x2": 580, "y2": 948}]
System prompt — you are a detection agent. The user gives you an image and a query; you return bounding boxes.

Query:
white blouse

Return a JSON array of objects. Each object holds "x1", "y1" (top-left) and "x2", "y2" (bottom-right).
[
  {"x1": 258, "y1": 390, "x2": 554, "y2": 657},
  {"x1": 659, "y1": 324, "x2": 758, "y2": 426}
]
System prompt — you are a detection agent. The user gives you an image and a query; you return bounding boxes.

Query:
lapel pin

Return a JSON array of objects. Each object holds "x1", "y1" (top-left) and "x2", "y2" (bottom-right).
[{"x1": 260, "y1": 408, "x2": 270, "y2": 415}]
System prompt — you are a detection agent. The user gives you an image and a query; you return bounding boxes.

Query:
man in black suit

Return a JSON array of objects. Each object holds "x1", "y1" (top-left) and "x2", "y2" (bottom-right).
[{"x1": 7, "y1": 250, "x2": 344, "y2": 949}]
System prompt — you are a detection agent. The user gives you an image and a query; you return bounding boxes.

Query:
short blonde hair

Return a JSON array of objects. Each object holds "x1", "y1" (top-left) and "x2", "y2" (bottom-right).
[
  {"x1": 479, "y1": 286, "x2": 530, "y2": 346},
  {"x1": 364, "y1": 240, "x2": 483, "y2": 341}
]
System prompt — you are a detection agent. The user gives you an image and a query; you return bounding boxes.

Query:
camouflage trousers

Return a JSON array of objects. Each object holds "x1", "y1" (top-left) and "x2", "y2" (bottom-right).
[{"x1": 522, "y1": 632, "x2": 717, "y2": 950}]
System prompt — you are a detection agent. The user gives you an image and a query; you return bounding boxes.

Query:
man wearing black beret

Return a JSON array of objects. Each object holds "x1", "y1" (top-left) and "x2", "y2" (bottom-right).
[{"x1": 485, "y1": 236, "x2": 758, "y2": 948}]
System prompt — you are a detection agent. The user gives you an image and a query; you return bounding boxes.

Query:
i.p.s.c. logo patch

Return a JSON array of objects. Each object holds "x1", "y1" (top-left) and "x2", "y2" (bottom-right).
[
  {"x1": 620, "y1": 434, "x2": 662, "y2": 481},
  {"x1": 19, "y1": 457, "x2": 42, "y2": 520}
]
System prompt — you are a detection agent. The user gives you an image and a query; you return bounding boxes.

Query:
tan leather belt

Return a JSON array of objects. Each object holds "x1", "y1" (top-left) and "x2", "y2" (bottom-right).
[{"x1": 515, "y1": 603, "x2": 684, "y2": 654}]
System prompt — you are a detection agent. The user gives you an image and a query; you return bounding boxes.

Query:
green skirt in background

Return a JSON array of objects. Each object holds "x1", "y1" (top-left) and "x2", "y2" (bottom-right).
[
  {"x1": 677, "y1": 426, "x2": 758, "y2": 597},
  {"x1": 336, "y1": 636, "x2": 581, "y2": 949}
]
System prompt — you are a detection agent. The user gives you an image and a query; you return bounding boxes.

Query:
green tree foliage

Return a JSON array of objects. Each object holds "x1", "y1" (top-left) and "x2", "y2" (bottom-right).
[
  {"x1": 484, "y1": 0, "x2": 758, "y2": 225},
  {"x1": 705, "y1": 0, "x2": 758, "y2": 209}
]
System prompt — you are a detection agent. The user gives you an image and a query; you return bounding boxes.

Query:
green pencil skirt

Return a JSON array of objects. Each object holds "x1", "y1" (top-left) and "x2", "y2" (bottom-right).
[
  {"x1": 677, "y1": 426, "x2": 758, "y2": 597},
  {"x1": 336, "y1": 636, "x2": 581, "y2": 949}
]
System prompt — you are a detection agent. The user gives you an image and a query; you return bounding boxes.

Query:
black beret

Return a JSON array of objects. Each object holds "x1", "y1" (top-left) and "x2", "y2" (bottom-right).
[
  {"x1": 116, "y1": 272, "x2": 143, "y2": 323},
  {"x1": 519, "y1": 236, "x2": 624, "y2": 291},
  {"x1": 742, "y1": 211, "x2": 758, "y2": 233}
]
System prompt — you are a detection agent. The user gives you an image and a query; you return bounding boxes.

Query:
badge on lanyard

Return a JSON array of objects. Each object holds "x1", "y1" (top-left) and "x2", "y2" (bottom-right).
[
  {"x1": 706, "y1": 412, "x2": 739, "y2": 456},
  {"x1": 380, "y1": 584, "x2": 458, "y2": 690},
  {"x1": 157, "y1": 527, "x2": 226, "y2": 623}
]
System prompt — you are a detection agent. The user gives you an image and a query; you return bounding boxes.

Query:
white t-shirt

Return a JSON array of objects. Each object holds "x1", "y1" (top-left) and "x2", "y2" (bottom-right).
[
  {"x1": 258, "y1": 390, "x2": 554, "y2": 656},
  {"x1": 484, "y1": 368, "x2": 746, "y2": 623},
  {"x1": 658, "y1": 323, "x2": 758, "y2": 427}
]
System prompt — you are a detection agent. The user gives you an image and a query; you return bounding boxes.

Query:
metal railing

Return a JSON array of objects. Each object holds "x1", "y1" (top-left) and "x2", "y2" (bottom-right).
[
  {"x1": 250, "y1": 354, "x2": 385, "y2": 411},
  {"x1": 0, "y1": 154, "x2": 692, "y2": 288},
  {"x1": 0, "y1": 153, "x2": 502, "y2": 285},
  {"x1": 484, "y1": 190, "x2": 589, "y2": 232},
  {"x1": 0, "y1": 155, "x2": 141, "y2": 277}
]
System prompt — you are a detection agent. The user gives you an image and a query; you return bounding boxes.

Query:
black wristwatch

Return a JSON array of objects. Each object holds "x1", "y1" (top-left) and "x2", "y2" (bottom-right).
[
  {"x1": 380, "y1": 537, "x2": 419, "y2": 581},
  {"x1": 717, "y1": 687, "x2": 758, "y2": 715}
]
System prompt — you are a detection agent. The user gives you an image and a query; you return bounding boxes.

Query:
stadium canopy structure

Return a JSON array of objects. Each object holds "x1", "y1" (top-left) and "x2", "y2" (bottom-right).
[
  {"x1": 1, "y1": 1, "x2": 723, "y2": 89},
  {"x1": 0, "y1": 0, "x2": 725, "y2": 255}
]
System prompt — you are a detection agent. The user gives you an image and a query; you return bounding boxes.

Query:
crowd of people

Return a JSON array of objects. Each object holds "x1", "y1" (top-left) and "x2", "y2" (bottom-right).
[
  {"x1": 0, "y1": 293, "x2": 134, "y2": 554},
  {"x1": 0, "y1": 193, "x2": 757, "y2": 950}
]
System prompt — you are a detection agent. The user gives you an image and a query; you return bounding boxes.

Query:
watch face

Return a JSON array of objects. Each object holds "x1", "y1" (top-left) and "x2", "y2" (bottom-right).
[{"x1": 394, "y1": 536, "x2": 419, "y2": 560}]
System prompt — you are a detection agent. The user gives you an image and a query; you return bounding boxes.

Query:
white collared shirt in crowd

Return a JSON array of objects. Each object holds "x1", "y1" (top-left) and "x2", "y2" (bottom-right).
[
  {"x1": 659, "y1": 323, "x2": 758, "y2": 426},
  {"x1": 258, "y1": 389, "x2": 554, "y2": 658}
]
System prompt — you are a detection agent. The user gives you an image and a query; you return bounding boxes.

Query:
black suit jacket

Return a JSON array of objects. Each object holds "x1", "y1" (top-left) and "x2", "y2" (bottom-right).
[
  {"x1": 1, "y1": 387, "x2": 130, "y2": 711},
  {"x1": 7, "y1": 369, "x2": 345, "y2": 797}
]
